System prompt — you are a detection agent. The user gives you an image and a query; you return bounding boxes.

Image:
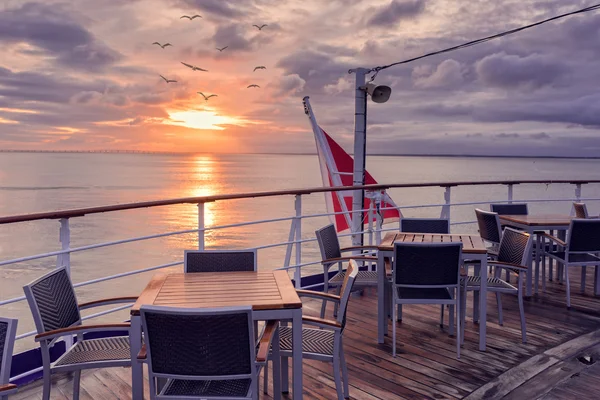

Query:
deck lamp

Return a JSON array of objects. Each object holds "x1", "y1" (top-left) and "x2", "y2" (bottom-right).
[{"x1": 348, "y1": 68, "x2": 392, "y2": 245}]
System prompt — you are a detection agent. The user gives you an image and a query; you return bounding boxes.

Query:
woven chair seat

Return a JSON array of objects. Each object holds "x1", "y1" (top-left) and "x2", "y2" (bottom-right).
[
  {"x1": 329, "y1": 270, "x2": 377, "y2": 286},
  {"x1": 546, "y1": 252, "x2": 600, "y2": 264},
  {"x1": 279, "y1": 326, "x2": 334, "y2": 356},
  {"x1": 163, "y1": 378, "x2": 251, "y2": 397},
  {"x1": 54, "y1": 336, "x2": 131, "y2": 367},
  {"x1": 464, "y1": 276, "x2": 515, "y2": 291}
]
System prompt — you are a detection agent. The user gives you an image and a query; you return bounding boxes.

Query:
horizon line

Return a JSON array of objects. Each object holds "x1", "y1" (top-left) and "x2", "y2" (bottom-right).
[{"x1": 1, "y1": 149, "x2": 600, "y2": 160}]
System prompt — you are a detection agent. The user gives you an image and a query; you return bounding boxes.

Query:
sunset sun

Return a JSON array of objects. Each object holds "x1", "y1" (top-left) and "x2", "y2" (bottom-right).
[{"x1": 167, "y1": 110, "x2": 246, "y2": 131}]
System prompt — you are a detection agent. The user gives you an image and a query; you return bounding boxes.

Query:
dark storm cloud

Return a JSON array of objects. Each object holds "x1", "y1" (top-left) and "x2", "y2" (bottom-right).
[
  {"x1": 0, "y1": 3, "x2": 121, "y2": 71},
  {"x1": 475, "y1": 52, "x2": 570, "y2": 90},
  {"x1": 276, "y1": 50, "x2": 352, "y2": 93},
  {"x1": 365, "y1": 0, "x2": 426, "y2": 27}
]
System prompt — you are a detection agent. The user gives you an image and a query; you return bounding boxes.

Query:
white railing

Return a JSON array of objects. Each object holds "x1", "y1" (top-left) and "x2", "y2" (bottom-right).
[{"x1": 1, "y1": 180, "x2": 599, "y2": 359}]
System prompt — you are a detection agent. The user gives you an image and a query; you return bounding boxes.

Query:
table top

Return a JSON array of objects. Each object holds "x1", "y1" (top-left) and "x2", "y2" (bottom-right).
[
  {"x1": 499, "y1": 214, "x2": 573, "y2": 227},
  {"x1": 131, "y1": 270, "x2": 302, "y2": 316},
  {"x1": 379, "y1": 232, "x2": 487, "y2": 254}
]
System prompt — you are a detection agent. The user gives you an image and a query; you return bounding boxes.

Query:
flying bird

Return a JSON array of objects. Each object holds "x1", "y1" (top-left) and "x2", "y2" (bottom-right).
[
  {"x1": 152, "y1": 42, "x2": 172, "y2": 49},
  {"x1": 181, "y1": 15, "x2": 202, "y2": 20},
  {"x1": 253, "y1": 24, "x2": 268, "y2": 30},
  {"x1": 216, "y1": 46, "x2": 229, "y2": 52},
  {"x1": 253, "y1": 66, "x2": 266, "y2": 71},
  {"x1": 247, "y1": 84, "x2": 260, "y2": 88},
  {"x1": 181, "y1": 62, "x2": 208, "y2": 72},
  {"x1": 197, "y1": 92, "x2": 217, "y2": 101},
  {"x1": 160, "y1": 75, "x2": 177, "y2": 83}
]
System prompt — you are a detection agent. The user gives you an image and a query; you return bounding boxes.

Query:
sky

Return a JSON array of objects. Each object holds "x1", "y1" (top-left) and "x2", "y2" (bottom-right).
[{"x1": 0, "y1": 0, "x2": 600, "y2": 156}]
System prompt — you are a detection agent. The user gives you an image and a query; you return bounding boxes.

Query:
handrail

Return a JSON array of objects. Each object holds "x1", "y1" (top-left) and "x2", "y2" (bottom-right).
[{"x1": 1, "y1": 179, "x2": 599, "y2": 224}]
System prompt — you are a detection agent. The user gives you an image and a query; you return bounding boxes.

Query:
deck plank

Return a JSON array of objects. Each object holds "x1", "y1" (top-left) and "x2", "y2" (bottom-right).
[{"x1": 11, "y1": 266, "x2": 600, "y2": 399}]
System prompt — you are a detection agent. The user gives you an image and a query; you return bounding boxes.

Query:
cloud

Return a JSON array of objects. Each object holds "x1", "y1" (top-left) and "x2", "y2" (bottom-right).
[
  {"x1": 272, "y1": 74, "x2": 306, "y2": 97},
  {"x1": 276, "y1": 50, "x2": 351, "y2": 94},
  {"x1": 175, "y1": 0, "x2": 258, "y2": 19},
  {"x1": 211, "y1": 23, "x2": 271, "y2": 52},
  {"x1": 0, "y1": 3, "x2": 121, "y2": 71},
  {"x1": 365, "y1": 0, "x2": 426, "y2": 28},
  {"x1": 494, "y1": 132, "x2": 520, "y2": 139},
  {"x1": 413, "y1": 59, "x2": 465, "y2": 89},
  {"x1": 531, "y1": 132, "x2": 550, "y2": 139},
  {"x1": 475, "y1": 52, "x2": 569, "y2": 90}
]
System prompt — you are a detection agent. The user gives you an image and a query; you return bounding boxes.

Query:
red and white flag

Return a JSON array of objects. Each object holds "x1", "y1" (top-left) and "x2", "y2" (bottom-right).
[{"x1": 303, "y1": 97, "x2": 401, "y2": 232}]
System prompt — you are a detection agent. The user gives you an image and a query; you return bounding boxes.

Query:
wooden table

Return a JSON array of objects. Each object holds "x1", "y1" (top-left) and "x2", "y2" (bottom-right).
[
  {"x1": 499, "y1": 214, "x2": 573, "y2": 296},
  {"x1": 377, "y1": 233, "x2": 490, "y2": 351},
  {"x1": 130, "y1": 271, "x2": 303, "y2": 400}
]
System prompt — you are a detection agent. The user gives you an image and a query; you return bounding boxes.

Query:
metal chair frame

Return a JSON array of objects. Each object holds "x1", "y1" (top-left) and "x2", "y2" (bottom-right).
[
  {"x1": 141, "y1": 305, "x2": 276, "y2": 400},
  {"x1": 391, "y1": 243, "x2": 462, "y2": 358},
  {"x1": 461, "y1": 228, "x2": 533, "y2": 344},
  {"x1": 23, "y1": 267, "x2": 137, "y2": 400},
  {"x1": 542, "y1": 219, "x2": 600, "y2": 308},
  {"x1": 0, "y1": 318, "x2": 18, "y2": 400}
]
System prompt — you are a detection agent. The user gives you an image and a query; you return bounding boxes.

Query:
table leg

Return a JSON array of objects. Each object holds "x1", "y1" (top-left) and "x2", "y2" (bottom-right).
[
  {"x1": 473, "y1": 264, "x2": 480, "y2": 323},
  {"x1": 273, "y1": 326, "x2": 281, "y2": 400},
  {"x1": 479, "y1": 255, "x2": 488, "y2": 351},
  {"x1": 526, "y1": 229, "x2": 534, "y2": 296},
  {"x1": 377, "y1": 251, "x2": 385, "y2": 344},
  {"x1": 534, "y1": 234, "x2": 541, "y2": 295},
  {"x1": 130, "y1": 314, "x2": 143, "y2": 400},
  {"x1": 292, "y1": 309, "x2": 303, "y2": 399}
]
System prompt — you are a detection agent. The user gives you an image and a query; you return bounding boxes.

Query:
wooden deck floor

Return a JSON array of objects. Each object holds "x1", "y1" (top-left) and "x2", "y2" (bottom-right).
[{"x1": 11, "y1": 267, "x2": 600, "y2": 400}]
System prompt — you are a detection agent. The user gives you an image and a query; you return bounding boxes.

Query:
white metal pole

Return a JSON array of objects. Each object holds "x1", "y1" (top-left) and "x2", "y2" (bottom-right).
[
  {"x1": 197, "y1": 203, "x2": 205, "y2": 250},
  {"x1": 58, "y1": 218, "x2": 71, "y2": 276},
  {"x1": 294, "y1": 195, "x2": 302, "y2": 288},
  {"x1": 351, "y1": 68, "x2": 368, "y2": 246}
]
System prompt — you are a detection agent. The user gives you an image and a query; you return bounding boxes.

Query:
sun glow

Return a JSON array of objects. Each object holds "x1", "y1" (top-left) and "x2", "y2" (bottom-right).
[{"x1": 167, "y1": 110, "x2": 246, "y2": 130}]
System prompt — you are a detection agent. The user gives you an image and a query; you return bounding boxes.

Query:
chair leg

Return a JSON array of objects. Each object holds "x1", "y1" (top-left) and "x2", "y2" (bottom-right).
[
  {"x1": 340, "y1": 337, "x2": 350, "y2": 399},
  {"x1": 40, "y1": 344, "x2": 52, "y2": 400},
  {"x1": 322, "y1": 267, "x2": 329, "y2": 318},
  {"x1": 263, "y1": 360, "x2": 269, "y2": 394},
  {"x1": 392, "y1": 301, "x2": 397, "y2": 357},
  {"x1": 456, "y1": 291, "x2": 461, "y2": 359},
  {"x1": 397, "y1": 304, "x2": 402, "y2": 321},
  {"x1": 595, "y1": 265, "x2": 600, "y2": 296},
  {"x1": 581, "y1": 267, "x2": 587, "y2": 293},
  {"x1": 449, "y1": 303, "x2": 455, "y2": 336},
  {"x1": 518, "y1": 272, "x2": 527, "y2": 343},
  {"x1": 73, "y1": 370, "x2": 81, "y2": 400},
  {"x1": 333, "y1": 339, "x2": 344, "y2": 400},
  {"x1": 272, "y1": 327, "x2": 281, "y2": 398},
  {"x1": 496, "y1": 292, "x2": 503, "y2": 326},
  {"x1": 565, "y1": 265, "x2": 571, "y2": 308},
  {"x1": 542, "y1": 255, "x2": 547, "y2": 292},
  {"x1": 281, "y1": 355, "x2": 289, "y2": 393},
  {"x1": 439, "y1": 305, "x2": 444, "y2": 328},
  {"x1": 461, "y1": 285, "x2": 467, "y2": 345}
]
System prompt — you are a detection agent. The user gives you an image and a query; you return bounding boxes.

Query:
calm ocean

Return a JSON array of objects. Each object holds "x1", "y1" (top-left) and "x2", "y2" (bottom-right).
[{"x1": 1, "y1": 152, "x2": 599, "y2": 348}]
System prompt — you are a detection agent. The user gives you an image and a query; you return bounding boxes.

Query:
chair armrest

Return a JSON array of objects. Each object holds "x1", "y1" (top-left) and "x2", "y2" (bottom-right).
[
  {"x1": 256, "y1": 320, "x2": 278, "y2": 363},
  {"x1": 303, "y1": 315, "x2": 342, "y2": 329},
  {"x1": 137, "y1": 343, "x2": 147, "y2": 360},
  {"x1": 488, "y1": 261, "x2": 527, "y2": 272},
  {"x1": 539, "y1": 232, "x2": 567, "y2": 247},
  {"x1": 296, "y1": 290, "x2": 340, "y2": 303},
  {"x1": 340, "y1": 245, "x2": 379, "y2": 253},
  {"x1": 0, "y1": 383, "x2": 17, "y2": 393},
  {"x1": 322, "y1": 255, "x2": 378, "y2": 265},
  {"x1": 35, "y1": 323, "x2": 131, "y2": 342},
  {"x1": 78, "y1": 296, "x2": 138, "y2": 310}
]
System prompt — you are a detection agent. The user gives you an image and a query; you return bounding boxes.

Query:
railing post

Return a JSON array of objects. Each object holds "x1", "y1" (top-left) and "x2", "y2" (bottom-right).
[
  {"x1": 440, "y1": 186, "x2": 451, "y2": 221},
  {"x1": 57, "y1": 218, "x2": 71, "y2": 276},
  {"x1": 294, "y1": 195, "x2": 302, "y2": 288},
  {"x1": 197, "y1": 203, "x2": 205, "y2": 250},
  {"x1": 367, "y1": 196, "x2": 374, "y2": 247},
  {"x1": 507, "y1": 184, "x2": 514, "y2": 204},
  {"x1": 575, "y1": 183, "x2": 582, "y2": 202}
]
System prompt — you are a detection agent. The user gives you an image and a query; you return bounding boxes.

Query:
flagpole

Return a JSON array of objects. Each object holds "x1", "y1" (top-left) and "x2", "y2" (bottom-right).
[{"x1": 350, "y1": 68, "x2": 368, "y2": 246}]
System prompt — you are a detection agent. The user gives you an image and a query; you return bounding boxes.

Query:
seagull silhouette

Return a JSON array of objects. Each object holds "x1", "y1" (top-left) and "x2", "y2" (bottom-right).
[
  {"x1": 247, "y1": 84, "x2": 260, "y2": 88},
  {"x1": 181, "y1": 62, "x2": 208, "y2": 72},
  {"x1": 181, "y1": 15, "x2": 202, "y2": 20},
  {"x1": 197, "y1": 92, "x2": 217, "y2": 101},
  {"x1": 152, "y1": 42, "x2": 172, "y2": 49},
  {"x1": 253, "y1": 66, "x2": 266, "y2": 71},
  {"x1": 216, "y1": 46, "x2": 229, "y2": 52},
  {"x1": 160, "y1": 75, "x2": 177, "y2": 83},
  {"x1": 253, "y1": 24, "x2": 268, "y2": 30}
]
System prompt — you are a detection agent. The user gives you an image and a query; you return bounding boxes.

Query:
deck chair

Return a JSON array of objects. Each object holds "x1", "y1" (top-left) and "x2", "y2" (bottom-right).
[
  {"x1": 542, "y1": 219, "x2": 600, "y2": 308},
  {"x1": 23, "y1": 267, "x2": 137, "y2": 400},
  {"x1": 263, "y1": 259, "x2": 359, "y2": 400},
  {"x1": 184, "y1": 249, "x2": 257, "y2": 272},
  {"x1": 316, "y1": 224, "x2": 378, "y2": 317},
  {"x1": 141, "y1": 305, "x2": 277, "y2": 400},
  {"x1": 0, "y1": 318, "x2": 18, "y2": 400},
  {"x1": 462, "y1": 228, "x2": 533, "y2": 344},
  {"x1": 573, "y1": 202, "x2": 589, "y2": 218},
  {"x1": 490, "y1": 203, "x2": 529, "y2": 215},
  {"x1": 391, "y1": 242, "x2": 462, "y2": 358}
]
